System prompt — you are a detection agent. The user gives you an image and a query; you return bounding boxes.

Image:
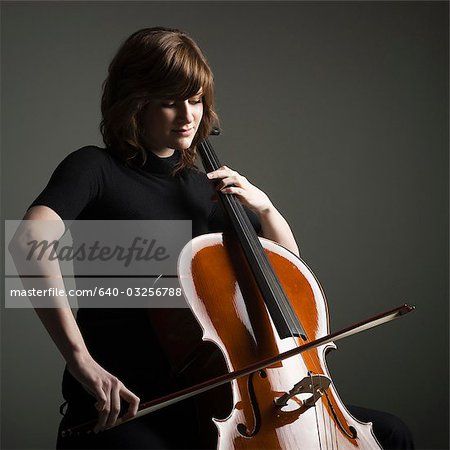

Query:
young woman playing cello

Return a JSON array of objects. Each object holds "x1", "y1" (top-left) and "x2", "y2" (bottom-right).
[{"x1": 10, "y1": 27, "x2": 413, "y2": 449}]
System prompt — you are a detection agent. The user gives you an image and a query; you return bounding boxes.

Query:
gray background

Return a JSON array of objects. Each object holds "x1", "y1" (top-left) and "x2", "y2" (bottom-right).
[{"x1": 1, "y1": 1, "x2": 448, "y2": 449}]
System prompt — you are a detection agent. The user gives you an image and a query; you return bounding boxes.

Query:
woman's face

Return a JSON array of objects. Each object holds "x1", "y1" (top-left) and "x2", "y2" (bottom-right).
[{"x1": 142, "y1": 92, "x2": 204, "y2": 156}]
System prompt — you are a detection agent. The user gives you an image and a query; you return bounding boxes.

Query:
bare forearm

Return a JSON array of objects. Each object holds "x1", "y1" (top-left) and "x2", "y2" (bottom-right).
[
  {"x1": 34, "y1": 307, "x2": 90, "y2": 364},
  {"x1": 257, "y1": 204, "x2": 300, "y2": 257},
  {"x1": 9, "y1": 237, "x2": 90, "y2": 365},
  {"x1": 8, "y1": 208, "x2": 141, "y2": 429}
]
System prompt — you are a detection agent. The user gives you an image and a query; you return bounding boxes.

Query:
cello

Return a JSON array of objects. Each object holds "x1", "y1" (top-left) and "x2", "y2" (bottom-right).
[
  {"x1": 177, "y1": 136, "x2": 383, "y2": 449},
  {"x1": 62, "y1": 133, "x2": 414, "y2": 448}
]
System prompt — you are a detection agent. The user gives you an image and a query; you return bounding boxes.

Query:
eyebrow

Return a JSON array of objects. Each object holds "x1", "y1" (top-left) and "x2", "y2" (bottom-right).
[{"x1": 155, "y1": 91, "x2": 203, "y2": 102}]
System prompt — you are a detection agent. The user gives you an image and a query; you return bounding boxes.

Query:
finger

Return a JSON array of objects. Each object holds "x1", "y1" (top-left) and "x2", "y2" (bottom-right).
[
  {"x1": 95, "y1": 387, "x2": 111, "y2": 433},
  {"x1": 94, "y1": 395, "x2": 107, "y2": 414},
  {"x1": 220, "y1": 186, "x2": 244, "y2": 196},
  {"x1": 216, "y1": 176, "x2": 240, "y2": 190},
  {"x1": 207, "y1": 166, "x2": 236, "y2": 179},
  {"x1": 120, "y1": 387, "x2": 141, "y2": 421},
  {"x1": 105, "y1": 380, "x2": 121, "y2": 428},
  {"x1": 207, "y1": 170, "x2": 222, "y2": 180}
]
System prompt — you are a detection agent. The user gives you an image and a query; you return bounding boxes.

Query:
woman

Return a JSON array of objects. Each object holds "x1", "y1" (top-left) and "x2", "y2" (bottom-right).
[
  {"x1": 10, "y1": 27, "x2": 413, "y2": 449},
  {"x1": 11, "y1": 27, "x2": 298, "y2": 449}
]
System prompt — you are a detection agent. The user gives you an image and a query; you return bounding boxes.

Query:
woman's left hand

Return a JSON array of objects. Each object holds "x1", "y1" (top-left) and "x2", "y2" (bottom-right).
[
  {"x1": 207, "y1": 166, "x2": 272, "y2": 216},
  {"x1": 207, "y1": 165, "x2": 300, "y2": 256}
]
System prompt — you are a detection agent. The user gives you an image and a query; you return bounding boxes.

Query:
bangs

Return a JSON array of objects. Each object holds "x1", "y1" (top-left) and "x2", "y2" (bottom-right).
[{"x1": 157, "y1": 43, "x2": 213, "y2": 100}]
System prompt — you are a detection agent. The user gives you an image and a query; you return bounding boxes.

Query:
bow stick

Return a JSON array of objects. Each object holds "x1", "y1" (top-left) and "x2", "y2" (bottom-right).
[{"x1": 61, "y1": 303, "x2": 414, "y2": 438}]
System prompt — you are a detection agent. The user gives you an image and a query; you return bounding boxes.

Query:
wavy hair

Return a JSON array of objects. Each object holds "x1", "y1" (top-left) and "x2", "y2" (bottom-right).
[{"x1": 100, "y1": 27, "x2": 218, "y2": 174}]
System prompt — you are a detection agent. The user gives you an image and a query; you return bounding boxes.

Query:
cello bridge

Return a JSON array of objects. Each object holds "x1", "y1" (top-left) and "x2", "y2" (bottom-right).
[{"x1": 274, "y1": 374, "x2": 331, "y2": 411}]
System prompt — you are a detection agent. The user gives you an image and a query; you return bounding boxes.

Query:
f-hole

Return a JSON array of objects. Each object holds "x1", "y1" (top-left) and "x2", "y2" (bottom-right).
[{"x1": 236, "y1": 370, "x2": 267, "y2": 437}]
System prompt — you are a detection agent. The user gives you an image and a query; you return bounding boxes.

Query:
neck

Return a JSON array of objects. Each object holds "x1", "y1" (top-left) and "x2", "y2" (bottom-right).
[{"x1": 150, "y1": 148, "x2": 175, "y2": 158}]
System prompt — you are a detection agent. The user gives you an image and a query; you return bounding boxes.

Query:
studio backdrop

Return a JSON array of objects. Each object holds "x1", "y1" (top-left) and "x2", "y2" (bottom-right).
[{"x1": 2, "y1": 1, "x2": 448, "y2": 449}]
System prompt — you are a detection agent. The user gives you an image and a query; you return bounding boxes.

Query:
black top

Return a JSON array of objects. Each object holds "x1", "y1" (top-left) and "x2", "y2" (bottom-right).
[
  {"x1": 31, "y1": 146, "x2": 237, "y2": 232},
  {"x1": 30, "y1": 146, "x2": 261, "y2": 404}
]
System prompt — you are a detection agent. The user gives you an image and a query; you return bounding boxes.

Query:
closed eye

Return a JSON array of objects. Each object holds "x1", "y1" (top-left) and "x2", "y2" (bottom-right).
[{"x1": 161, "y1": 97, "x2": 202, "y2": 108}]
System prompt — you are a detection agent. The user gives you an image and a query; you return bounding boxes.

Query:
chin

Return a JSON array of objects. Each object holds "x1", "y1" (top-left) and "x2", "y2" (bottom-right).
[{"x1": 174, "y1": 138, "x2": 195, "y2": 151}]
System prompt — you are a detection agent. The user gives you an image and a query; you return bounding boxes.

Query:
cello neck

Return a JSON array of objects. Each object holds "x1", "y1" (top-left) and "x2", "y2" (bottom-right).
[{"x1": 197, "y1": 138, "x2": 308, "y2": 341}]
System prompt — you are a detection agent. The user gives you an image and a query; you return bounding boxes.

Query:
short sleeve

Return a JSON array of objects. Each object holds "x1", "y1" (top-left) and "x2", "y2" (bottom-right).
[{"x1": 29, "y1": 146, "x2": 108, "y2": 221}]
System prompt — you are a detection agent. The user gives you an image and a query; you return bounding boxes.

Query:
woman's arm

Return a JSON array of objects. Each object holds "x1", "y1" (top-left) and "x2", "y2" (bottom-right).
[
  {"x1": 207, "y1": 167, "x2": 300, "y2": 257},
  {"x1": 253, "y1": 204, "x2": 300, "y2": 257},
  {"x1": 8, "y1": 206, "x2": 140, "y2": 432}
]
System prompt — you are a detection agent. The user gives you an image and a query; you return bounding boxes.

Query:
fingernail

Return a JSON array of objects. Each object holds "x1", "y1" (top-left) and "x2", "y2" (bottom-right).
[{"x1": 207, "y1": 173, "x2": 213, "y2": 178}]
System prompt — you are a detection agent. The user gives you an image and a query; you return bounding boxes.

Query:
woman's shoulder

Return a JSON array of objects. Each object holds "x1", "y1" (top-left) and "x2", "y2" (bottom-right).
[
  {"x1": 54, "y1": 146, "x2": 117, "y2": 176},
  {"x1": 63, "y1": 145, "x2": 112, "y2": 164}
]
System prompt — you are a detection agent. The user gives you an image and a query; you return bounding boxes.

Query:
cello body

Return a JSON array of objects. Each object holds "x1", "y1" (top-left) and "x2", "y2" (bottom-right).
[{"x1": 178, "y1": 232, "x2": 382, "y2": 449}]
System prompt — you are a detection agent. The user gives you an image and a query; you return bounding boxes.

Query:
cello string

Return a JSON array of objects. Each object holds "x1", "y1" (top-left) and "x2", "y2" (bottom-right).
[
  {"x1": 225, "y1": 170, "x2": 336, "y2": 447},
  {"x1": 207, "y1": 139, "x2": 304, "y2": 338},
  {"x1": 202, "y1": 141, "x2": 301, "y2": 336},
  {"x1": 230, "y1": 187, "x2": 333, "y2": 446},
  {"x1": 201, "y1": 139, "x2": 334, "y2": 446},
  {"x1": 310, "y1": 370, "x2": 324, "y2": 450},
  {"x1": 335, "y1": 406, "x2": 339, "y2": 450},
  {"x1": 233, "y1": 207, "x2": 334, "y2": 446},
  {"x1": 328, "y1": 387, "x2": 334, "y2": 450},
  {"x1": 319, "y1": 378, "x2": 332, "y2": 450},
  {"x1": 201, "y1": 141, "x2": 326, "y2": 376},
  {"x1": 323, "y1": 374, "x2": 332, "y2": 449},
  {"x1": 203, "y1": 140, "x2": 303, "y2": 339},
  {"x1": 201, "y1": 139, "x2": 312, "y2": 359},
  {"x1": 327, "y1": 378, "x2": 339, "y2": 450},
  {"x1": 201, "y1": 139, "x2": 332, "y2": 446}
]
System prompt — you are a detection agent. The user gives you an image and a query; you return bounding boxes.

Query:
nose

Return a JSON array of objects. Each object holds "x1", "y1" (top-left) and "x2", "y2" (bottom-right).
[{"x1": 177, "y1": 101, "x2": 195, "y2": 124}]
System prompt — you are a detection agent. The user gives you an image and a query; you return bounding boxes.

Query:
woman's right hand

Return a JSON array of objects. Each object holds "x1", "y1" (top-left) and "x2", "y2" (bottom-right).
[
  {"x1": 66, "y1": 352, "x2": 140, "y2": 433},
  {"x1": 10, "y1": 206, "x2": 140, "y2": 433}
]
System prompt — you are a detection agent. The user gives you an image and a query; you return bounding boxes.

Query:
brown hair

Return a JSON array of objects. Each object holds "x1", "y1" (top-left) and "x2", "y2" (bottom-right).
[{"x1": 100, "y1": 27, "x2": 218, "y2": 174}]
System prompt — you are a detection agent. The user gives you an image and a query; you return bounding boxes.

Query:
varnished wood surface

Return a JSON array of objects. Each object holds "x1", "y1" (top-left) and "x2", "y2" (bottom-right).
[{"x1": 179, "y1": 233, "x2": 382, "y2": 449}]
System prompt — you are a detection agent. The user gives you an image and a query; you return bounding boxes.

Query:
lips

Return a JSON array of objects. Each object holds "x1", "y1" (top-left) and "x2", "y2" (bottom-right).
[{"x1": 172, "y1": 127, "x2": 194, "y2": 136}]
